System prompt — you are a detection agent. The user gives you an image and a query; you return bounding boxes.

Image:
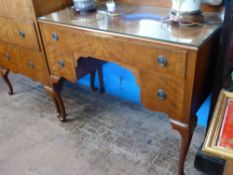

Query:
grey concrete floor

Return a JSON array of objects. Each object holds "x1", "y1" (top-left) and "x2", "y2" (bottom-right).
[{"x1": 0, "y1": 74, "x2": 205, "y2": 175}]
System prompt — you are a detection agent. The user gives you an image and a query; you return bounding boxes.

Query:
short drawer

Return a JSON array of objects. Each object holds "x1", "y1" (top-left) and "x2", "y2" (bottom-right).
[
  {"x1": 0, "y1": 42, "x2": 18, "y2": 72},
  {"x1": 13, "y1": 20, "x2": 40, "y2": 51},
  {"x1": 135, "y1": 47, "x2": 187, "y2": 78},
  {"x1": 141, "y1": 72, "x2": 185, "y2": 119},
  {"x1": 47, "y1": 46, "x2": 77, "y2": 82},
  {"x1": 0, "y1": 17, "x2": 13, "y2": 43},
  {"x1": 15, "y1": 49, "x2": 48, "y2": 83},
  {"x1": 4, "y1": 0, "x2": 33, "y2": 19},
  {"x1": 40, "y1": 23, "x2": 187, "y2": 78}
]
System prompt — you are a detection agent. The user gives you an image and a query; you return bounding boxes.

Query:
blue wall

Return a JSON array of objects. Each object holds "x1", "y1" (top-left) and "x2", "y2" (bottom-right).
[
  {"x1": 78, "y1": 62, "x2": 210, "y2": 127},
  {"x1": 196, "y1": 94, "x2": 211, "y2": 127},
  {"x1": 79, "y1": 63, "x2": 140, "y2": 104}
]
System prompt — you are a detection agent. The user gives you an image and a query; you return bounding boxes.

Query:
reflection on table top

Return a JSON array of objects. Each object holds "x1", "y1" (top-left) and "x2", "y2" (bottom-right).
[{"x1": 38, "y1": 4, "x2": 223, "y2": 48}]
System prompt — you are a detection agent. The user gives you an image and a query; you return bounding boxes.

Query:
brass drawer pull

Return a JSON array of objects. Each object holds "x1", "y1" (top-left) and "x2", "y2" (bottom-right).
[
  {"x1": 5, "y1": 53, "x2": 10, "y2": 61},
  {"x1": 19, "y1": 31, "x2": 26, "y2": 39},
  {"x1": 157, "y1": 55, "x2": 167, "y2": 67},
  {"x1": 52, "y1": 32, "x2": 59, "y2": 41},
  {"x1": 57, "y1": 60, "x2": 65, "y2": 68},
  {"x1": 28, "y1": 61, "x2": 35, "y2": 69},
  {"x1": 157, "y1": 89, "x2": 167, "y2": 100}
]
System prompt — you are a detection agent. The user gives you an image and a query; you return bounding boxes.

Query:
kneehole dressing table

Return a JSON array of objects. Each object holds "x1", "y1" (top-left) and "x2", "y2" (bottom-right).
[{"x1": 38, "y1": 3, "x2": 222, "y2": 175}]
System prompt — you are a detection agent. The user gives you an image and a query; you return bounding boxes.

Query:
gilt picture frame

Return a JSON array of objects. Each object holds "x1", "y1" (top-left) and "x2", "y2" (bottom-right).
[{"x1": 203, "y1": 90, "x2": 233, "y2": 161}]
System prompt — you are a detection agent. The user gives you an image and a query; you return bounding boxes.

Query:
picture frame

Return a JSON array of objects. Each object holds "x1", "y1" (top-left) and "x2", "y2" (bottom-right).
[{"x1": 203, "y1": 90, "x2": 233, "y2": 161}]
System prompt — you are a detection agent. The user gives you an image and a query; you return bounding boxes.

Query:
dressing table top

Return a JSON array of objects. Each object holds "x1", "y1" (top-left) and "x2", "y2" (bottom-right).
[{"x1": 38, "y1": 4, "x2": 222, "y2": 48}]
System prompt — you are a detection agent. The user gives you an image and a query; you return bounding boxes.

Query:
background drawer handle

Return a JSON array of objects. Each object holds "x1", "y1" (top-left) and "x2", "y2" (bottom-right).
[
  {"x1": 28, "y1": 61, "x2": 35, "y2": 69},
  {"x1": 52, "y1": 32, "x2": 59, "y2": 41},
  {"x1": 57, "y1": 60, "x2": 65, "y2": 68},
  {"x1": 19, "y1": 31, "x2": 26, "y2": 39},
  {"x1": 5, "y1": 53, "x2": 10, "y2": 61},
  {"x1": 157, "y1": 55, "x2": 167, "y2": 67},
  {"x1": 157, "y1": 89, "x2": 167, "y2": 100}
]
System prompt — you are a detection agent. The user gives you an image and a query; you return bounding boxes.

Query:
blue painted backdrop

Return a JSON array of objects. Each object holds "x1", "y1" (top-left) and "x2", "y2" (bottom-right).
[{"x1": 78, "y1": 62, "x2": 210, "y2": 127}]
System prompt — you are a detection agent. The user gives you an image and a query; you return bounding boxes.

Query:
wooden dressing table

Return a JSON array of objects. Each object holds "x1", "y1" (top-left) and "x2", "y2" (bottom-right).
[{"x1": 38, "y1": 4, "x2": 222, "y2": 175}]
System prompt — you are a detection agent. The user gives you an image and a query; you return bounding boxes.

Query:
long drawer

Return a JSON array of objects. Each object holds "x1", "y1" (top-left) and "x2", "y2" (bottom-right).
[
  {"x1": 17, "y1": 48, "x2": 48, "y2": 83},
  {"x1": 40, "y1": 23, "x2": 187, "y2": 78},
  {"x1": 13, "y1": 20, "x2": 40, "y2": 51},
  {"x1": 0, "y1": 42, "x2": 48, "y2": 83},
  {"x1": 140, "y1": 72, "x2": 185, "y2": 120},
  {"x1": 0, "y1": 17, "x2": 40, "y2": 51}
]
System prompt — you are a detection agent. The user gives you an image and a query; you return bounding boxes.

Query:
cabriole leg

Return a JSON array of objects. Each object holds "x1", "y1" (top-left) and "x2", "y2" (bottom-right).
[
  {"x1": 53, "y1": 84, "x2": 66, "y2": 121},
  {"x1": 1, "y1": 69, "x2": 13, "y2": 95},
  {"x1": 44, "y1": 86, "x2": 61, "y2": 115},
  {"x1": 97, "y1": 67, "x2": 105, "y2": 94},
  {"x1": 170, "y1": 116, "x2": 197, "y2": 175},
  {"x1": 44, "y1": 78, "x2": 66, "y2": 122},
  {"x1": 90, "y1": 70, "x2": 98, "y2": 92}
]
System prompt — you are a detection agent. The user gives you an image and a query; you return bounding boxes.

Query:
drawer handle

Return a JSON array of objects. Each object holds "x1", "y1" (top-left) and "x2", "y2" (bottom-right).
[
  {"x1": 157, "y1": 89, "x2": 167, "y2": 100},
  {"x1": 157, "y1": 55, "x2": 167, "y2": 67},
  {"x1": 28, "y1": 61, "x2": 35, "y2": 69},
  {"x1": 57, "y1": 60, "x2": 65, "y2": 68},
  {"x1": 52, "y1": 32, "x2": 59, "y2": 41},
  {"x1": 19, "y1": 31, "x2": 26, "y2": 39},
  {"x1": 5, "y1": 53, "x2": 10, "y2": 61}
]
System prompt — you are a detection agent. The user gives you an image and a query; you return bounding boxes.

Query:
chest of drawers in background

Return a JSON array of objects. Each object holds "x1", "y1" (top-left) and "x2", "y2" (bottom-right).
[{"x1": 0, "y1": 0, "x2": 72, "y2": 86}]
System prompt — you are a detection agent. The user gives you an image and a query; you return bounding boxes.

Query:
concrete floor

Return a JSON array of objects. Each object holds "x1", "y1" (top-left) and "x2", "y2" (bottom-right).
[{"x1": 0, "y1": 74, "x2": 205, "y2": 175}]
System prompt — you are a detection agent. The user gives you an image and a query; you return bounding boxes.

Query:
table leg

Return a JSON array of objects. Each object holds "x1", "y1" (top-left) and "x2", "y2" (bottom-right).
[
  {"x1": 44, "y1": 79, "x2": 66, "y2": 122},
  {"x1": 52, "y1": 84, "x2": 66, "y2": 122},
  {"x1": 97, "y1": 67, "x2": 105, "y2": 94},
  {"x1": 44, "y1": 85, "x2": 61, "y2": 114},
  {"x1": 170, "y1": 115, "x2": 197, "y2": 175},
  {"x1": 0, "y1": 69, "x2": 13, "y2": 95},
  {"x1": 224, "y1": 161, "x2": 233, "y2": 175},
  {"x1": 90, "y1": 70, "x2": 98, "y2": 92}
]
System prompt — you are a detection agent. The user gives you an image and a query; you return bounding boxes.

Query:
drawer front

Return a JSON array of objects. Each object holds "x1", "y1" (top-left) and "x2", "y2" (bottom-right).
[
  {"x1": 40, "y1": 24, "x2": 186, "y2": 78},
  {"x1": 0, "y1": 1, "x2": 6, "y2": 17},
  {"x1": 47, "y1": 46, "x2": 77, "y2": 83},
  {"x1": 17, "y1": 49, "x2": 48, "y2": 83},
  {"x1": 13, "y1": 20, "x2": 40, "y2": 51},
  {"x1": 0, "y1": 42, "x2": 17, "y2": 72},
  {"x1": 0, "y1": 17, "x2": 13, "y2": 43},
  {"x1": 132, "y1": 46, "x2": 187, "y2": 78},
  {"x1": 4, "y1": 0, "x2": 33, "y2": 18},
  {"x1": 0, "y1": 18, "x2": 39, "y2": 50},
  {"x1": 141, "y1": 72, "x2": 185, "y2": 119}
]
